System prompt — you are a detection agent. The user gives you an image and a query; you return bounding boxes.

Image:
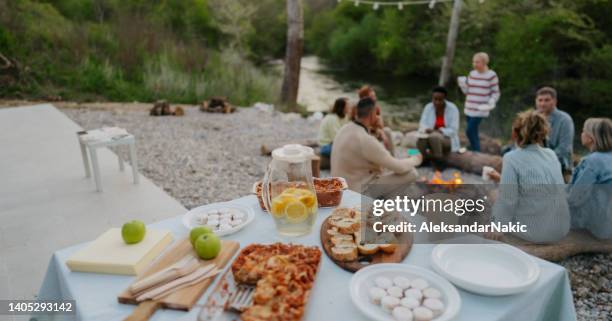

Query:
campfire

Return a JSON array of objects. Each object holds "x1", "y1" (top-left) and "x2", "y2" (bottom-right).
[{"x1": 426, "y1": 171, "x2": 464, "y2": 187}]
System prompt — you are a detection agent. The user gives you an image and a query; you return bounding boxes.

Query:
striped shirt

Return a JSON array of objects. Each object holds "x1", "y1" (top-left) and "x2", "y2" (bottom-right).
[{"x1": 462, "y1": 69, "x2": 500, "y2": 117}]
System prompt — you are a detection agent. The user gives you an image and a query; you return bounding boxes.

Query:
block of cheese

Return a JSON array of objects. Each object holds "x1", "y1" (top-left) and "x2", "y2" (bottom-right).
[{"x1": 66, "y1": 228, "x2": 173, "y2": 275}]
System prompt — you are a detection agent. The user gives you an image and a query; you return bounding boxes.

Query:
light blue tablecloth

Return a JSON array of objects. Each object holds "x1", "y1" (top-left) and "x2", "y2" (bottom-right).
[{"x1": 38, "y1": 191, "x2": 577, "y2": 321}]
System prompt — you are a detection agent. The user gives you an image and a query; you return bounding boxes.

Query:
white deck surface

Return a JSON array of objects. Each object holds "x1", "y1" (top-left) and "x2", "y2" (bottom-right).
[{"x1": 0, "y1": 104, "x2": 186, "y2": 303}]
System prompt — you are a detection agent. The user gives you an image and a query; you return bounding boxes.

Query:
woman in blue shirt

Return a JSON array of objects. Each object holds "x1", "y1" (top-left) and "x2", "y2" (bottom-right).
[
  {"x1": 487, "y1": 110, "x2": 570, "y2": 243},
  {"x1": 567, "y1": 118, "x2": 612, "y2": 239}
]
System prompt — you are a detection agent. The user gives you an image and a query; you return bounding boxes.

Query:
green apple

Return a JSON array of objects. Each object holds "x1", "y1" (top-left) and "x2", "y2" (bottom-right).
[
  {"x1": 190, "y1": 226, "x2": 213, "y2": 245},
  {"x1": 122, "y1": 220, "x2": 146, "y2": 244},
  {"x1": 194, "y1": 233, "x2": 221, "y2": 260}
]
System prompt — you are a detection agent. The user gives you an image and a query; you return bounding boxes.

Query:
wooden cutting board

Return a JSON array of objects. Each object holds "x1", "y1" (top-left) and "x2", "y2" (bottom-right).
[
  {"x1": 118, "y1": 238, "x2": 239, "y2": 321},
  {"x1": 320, "y1": 216, "x2": 413, "y2": 273}
]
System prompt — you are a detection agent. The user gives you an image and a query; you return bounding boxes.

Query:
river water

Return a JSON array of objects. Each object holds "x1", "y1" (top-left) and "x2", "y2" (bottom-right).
[{"x1": 296, "y1": 56, "x2": 444, "y2": 122}]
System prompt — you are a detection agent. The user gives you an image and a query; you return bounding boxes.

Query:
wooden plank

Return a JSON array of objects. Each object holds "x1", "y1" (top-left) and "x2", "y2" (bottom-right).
[{"x1": 118, "y1": 239, "x2": 240, "y2": 313}]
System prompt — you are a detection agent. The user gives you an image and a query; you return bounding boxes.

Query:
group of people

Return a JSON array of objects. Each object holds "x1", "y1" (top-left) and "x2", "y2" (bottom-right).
[
  {"x1": 317, "y1": 52, "x2": 612, "y2": 242},
  {"x1": 487, "y1": 109, "x2": 612, "y2": 242}
]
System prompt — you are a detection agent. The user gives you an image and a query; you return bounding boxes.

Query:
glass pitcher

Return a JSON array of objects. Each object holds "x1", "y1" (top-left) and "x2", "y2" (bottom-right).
[{"x1": 262, "y1": 144, "x2": 318, "y2": 236}]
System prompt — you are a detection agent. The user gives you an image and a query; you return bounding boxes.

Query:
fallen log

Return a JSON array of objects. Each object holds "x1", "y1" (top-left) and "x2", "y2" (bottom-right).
[
  {"x1": 401, "y1": 130, "x2": 502, "y2": 156},
  {"x1": 149, "y1": 100, "x2": 184, "y2": 116},
  {"x1": 459, "y1": 133, "x2": 503, "y2": 155},
  {"x1": 444, "y1": 151, "x2": 502, "y2": 175},
  {"x1": 503, "y1": 230, "x2": 612, "y2": 262},
  {"x1": 0, "y1": 52, "x2": 20, "y2": 86},
  {"x1": 201, "y1": 97, "x2": 235, "y2": 113}
]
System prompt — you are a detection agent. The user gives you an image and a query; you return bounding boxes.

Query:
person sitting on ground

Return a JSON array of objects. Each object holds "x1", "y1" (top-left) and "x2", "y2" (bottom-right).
[
  {"x1": 458, "y1": 52, "x2": 501, "y2": 152},
  {"x1": 318, "y1": 97, "x2": 350, "y2": 157},
  {"x1": 417, "y1": 86, "x2": 460, "y2": 168},
  {"x1": 355, "y1": 85, "x2": 395, "y2": 155},
  {"x1": 534, "y1": 86, "x2": 575, "y2": 179},
  {"x1": 331, "y1": 97, "x2": 422, "y2": 194},
  {"x1": 487, "y1": 110, "x2": 570, "y2": 243},
  {"x1": 567, "y1": 118, "x2": 612, "y2": 239}
]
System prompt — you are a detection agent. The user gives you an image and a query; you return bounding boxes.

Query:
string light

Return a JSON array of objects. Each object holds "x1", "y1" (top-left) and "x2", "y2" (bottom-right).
[{"x1": 340, "y1": 0, "x2": 457, "y2": 10}]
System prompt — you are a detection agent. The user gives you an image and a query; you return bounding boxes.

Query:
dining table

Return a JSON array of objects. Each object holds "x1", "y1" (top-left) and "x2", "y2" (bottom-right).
[{"x1": 37, "y1": 190, "x2": 577, "y2": 321}]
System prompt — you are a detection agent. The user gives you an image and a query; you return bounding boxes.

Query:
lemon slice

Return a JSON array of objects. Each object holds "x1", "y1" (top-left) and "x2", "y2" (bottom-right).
[
  {"x1": 271, "y1": 196, "x2": 290, "y2": 218},
  {"x1": 285, "y1": 201, "x2": 308, "y2": 223},
  {"x1": 299, "y1": 194, "x2": 316, "y2": 208}
]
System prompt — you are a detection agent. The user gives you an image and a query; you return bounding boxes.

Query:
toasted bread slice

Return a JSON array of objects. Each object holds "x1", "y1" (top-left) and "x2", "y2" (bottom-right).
[
  {"x1": 334, "y1": 240, "x2": 356, "y2": 249},
  {"x1": 331, "y1": 208, "x2": 355, "y2": 219},
  {"x1": 331, "y1": 234, "x2": 354, "y2": 246},
  {"x1": 379, "y1": 244, "x2": 397, "y2": 253},
  {"x1": 331, "y1": 244, "x2": 358, "y2": 261},
  {"x1": 330, "y1": 217, "x2": 360, "y2": 234},
  {"x1": 357, "y1": 244, "x2": 379, "y2": 255},
  {"x1": 332, "y1": 207, "x2": 362, "y2": 220}
]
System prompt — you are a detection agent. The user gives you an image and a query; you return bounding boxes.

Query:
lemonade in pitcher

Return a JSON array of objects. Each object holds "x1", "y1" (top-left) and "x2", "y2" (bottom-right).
[
  {"x1": 270, "y1": 187, "x2": 318, "y2": 235},
  {"x1": 262, "y1": 144, "x2": 318, "y2": 236}
]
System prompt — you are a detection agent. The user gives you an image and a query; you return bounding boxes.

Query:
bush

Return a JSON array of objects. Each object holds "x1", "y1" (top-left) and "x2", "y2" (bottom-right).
[
  {"x1": 0, "y1": 0, "x2": 278, "y2": 106},
  {"x1": 142, "y1": 49, "x2": 280, "y2": 106}
]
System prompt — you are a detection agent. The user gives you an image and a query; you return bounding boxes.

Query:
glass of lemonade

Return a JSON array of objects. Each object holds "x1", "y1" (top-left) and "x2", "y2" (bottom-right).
[{"x1": 262, "y1": 145, "x2": 318, "y2": 236}]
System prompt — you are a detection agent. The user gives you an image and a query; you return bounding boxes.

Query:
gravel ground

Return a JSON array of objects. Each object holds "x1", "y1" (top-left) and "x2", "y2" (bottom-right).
[
  {"x1": 63, "y1": 106, "x2": 316, "y2": 209},
  {"x1": 61, "y1": 104, "x2": 610, "y2": 321}
]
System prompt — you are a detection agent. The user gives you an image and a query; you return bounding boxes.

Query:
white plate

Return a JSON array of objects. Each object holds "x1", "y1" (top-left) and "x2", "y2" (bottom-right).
[
  {"x1": 350, "y1": 263, "x2": 461, "y2": 321},
  {"x1": 431, "y1": 244, "x2": 540, "y2": 296},
  {"x1": 182, "y1": 203, "x2": 255, "y2": 236}
]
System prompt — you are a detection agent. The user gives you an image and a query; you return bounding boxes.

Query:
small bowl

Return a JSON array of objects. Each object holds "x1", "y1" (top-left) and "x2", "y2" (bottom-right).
[{"x1": 252, "y1": 177, "x2": 348, "y2": 211}]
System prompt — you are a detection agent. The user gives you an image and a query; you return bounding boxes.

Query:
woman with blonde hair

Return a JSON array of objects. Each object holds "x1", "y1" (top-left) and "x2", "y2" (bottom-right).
[
  {"x1": 458, "y1": 52, "x2": 501, "y2": 151},
  {"x1": 487, "y1": 110, "x2": 570, "y2": 243},
  {"x1": 567, "y1": 117, "x2": 612, "y2": 239}
]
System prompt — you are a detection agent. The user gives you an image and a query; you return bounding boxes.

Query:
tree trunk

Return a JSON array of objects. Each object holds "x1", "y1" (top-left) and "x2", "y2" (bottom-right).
[
  {"x1": 280, "y1": 0, "x2": 304, "y2": 111},
  {"x1": 438, "y1": 0, "x2": 462, "y2": 87}
]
